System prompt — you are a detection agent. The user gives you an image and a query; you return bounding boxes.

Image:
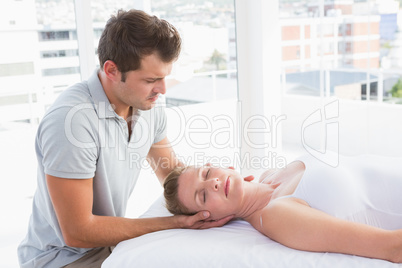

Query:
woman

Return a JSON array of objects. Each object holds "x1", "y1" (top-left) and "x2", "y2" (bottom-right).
[{"x1": 164, "y1": 153, "x2": 402, "y2": 263}]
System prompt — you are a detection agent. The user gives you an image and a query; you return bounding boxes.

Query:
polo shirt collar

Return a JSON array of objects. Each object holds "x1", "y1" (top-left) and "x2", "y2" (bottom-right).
[{"x1": 88, "y1": 69, "x2": 117, "y2": 119}]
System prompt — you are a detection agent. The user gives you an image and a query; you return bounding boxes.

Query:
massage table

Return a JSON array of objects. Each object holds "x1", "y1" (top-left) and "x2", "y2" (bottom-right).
[{"x1": 102, "y1": 195, "x2": 401, "y2": 268}]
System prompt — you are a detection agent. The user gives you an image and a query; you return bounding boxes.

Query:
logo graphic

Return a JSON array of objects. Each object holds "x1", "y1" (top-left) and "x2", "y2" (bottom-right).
[{"x1": 301, "y1": 99, "x2": 339, "y2": 167}]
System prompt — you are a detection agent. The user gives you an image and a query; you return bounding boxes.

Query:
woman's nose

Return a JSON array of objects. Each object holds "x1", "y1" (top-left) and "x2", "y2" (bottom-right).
[{"x1": 211, "y1": 178, "x2": 219, "y2": 191}]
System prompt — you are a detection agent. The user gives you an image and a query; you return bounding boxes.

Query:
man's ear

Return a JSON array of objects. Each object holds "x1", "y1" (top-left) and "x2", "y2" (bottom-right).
[{"x1": 103, "y1": 60, "x2": 120, "y2": 82}]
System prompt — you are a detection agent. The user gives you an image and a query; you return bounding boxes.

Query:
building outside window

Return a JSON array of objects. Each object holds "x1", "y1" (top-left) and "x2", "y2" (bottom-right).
[
  {"x1": 279, "y1": 0, "x2": 401, "y2": 103},
  {"x1": 278, "y1": 0, "x2": 402, "y2": 160}
]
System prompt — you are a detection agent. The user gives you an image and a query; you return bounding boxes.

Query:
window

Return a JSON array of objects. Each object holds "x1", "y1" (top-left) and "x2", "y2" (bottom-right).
[
  {"x1": 0, "y1": 0, "x2": 80, "y2": 124},
  {"x1": 279, "y1": 0, "x2": 402, "y2": 159},
  {"x1": 41, "y1": 49, "x2": 79, "y2": 58},
  {"x1": 1, "y1": 3, "x2": 81, "y2": 265},
  {"x1": 89, "y1": 0, "x2": 238, "y2": 108},
  {"x1": 0, "y1": 62, "x2": 34, "y2": 77},
  {"x1": 280, "y1": 0, "x2": 400, "y2": 103},
  {"x1": 42, "y1": 67, "x2": 80, "y2": 76},
  {"x1": 39, "y1": 30, "x2": 73, "y2": 41}
]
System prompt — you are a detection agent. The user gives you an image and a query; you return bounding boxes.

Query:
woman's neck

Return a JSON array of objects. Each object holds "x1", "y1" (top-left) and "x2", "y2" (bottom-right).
[{"x1": 236, "y1": 182, "x2": 277, "y2": 219}]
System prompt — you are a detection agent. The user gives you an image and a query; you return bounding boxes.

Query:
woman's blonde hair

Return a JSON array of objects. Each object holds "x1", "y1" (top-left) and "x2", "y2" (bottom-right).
[{"x1": 163, "y1": 166, "x2": 194, "y2": 215}]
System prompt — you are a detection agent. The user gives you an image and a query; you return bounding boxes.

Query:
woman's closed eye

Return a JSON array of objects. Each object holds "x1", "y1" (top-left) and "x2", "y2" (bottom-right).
[
  {"x1": 201, "y1": 167, "x2": 211, "y2": 203},
  {"x1": 206, "y1": 168, "x2": 211, "y2": 180}
]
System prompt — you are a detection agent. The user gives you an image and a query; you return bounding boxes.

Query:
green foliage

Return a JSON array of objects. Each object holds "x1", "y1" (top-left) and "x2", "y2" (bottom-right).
[
  {"x1": 391, "y1": 79, "x2": 402, "y2": 98},
  {"x1": 207, "y1": 49, "x2": 226, "y2": 70},
  {"x1": 382, "y1": 42, "x2": 392, "y2": 49}
]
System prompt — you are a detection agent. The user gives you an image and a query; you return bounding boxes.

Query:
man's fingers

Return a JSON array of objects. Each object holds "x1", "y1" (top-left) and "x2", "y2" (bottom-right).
[
  {"x1": 180, "y1": 212, "x2": 235, "y2": 229},
  {"x1": 213, "y1": 214, "x2": 234, "y2": 226},
  {"x1": 193, "y1": 211, "x2": 210, "y2": 223},
  {"x1": 199, "y1": 215, "x2": 234, "y2": 229}
]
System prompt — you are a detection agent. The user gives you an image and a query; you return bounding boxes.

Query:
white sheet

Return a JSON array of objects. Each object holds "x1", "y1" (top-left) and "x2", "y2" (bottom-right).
[{"x1": 102, "y1": 195, "x2": 401, "y2": 268}]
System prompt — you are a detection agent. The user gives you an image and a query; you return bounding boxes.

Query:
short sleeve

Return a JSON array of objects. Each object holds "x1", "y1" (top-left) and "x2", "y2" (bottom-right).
[
  {"x1": 153, "y1": 104, "x2": 167, "y2": 144},
  {"x1": 37, "y1": 106, "x2": 99, "y2": 179}
]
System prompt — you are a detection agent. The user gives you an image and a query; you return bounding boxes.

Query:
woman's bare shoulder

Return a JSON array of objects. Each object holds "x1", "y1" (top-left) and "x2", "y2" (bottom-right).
[{"x1": 258, "y1": 161, "x2": 305, "y2": 184}]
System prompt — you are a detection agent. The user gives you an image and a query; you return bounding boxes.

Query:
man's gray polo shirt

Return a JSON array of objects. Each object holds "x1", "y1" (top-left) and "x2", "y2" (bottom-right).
[{"x1": 18, "y1": 70, "x2": 167, "y2": 268}]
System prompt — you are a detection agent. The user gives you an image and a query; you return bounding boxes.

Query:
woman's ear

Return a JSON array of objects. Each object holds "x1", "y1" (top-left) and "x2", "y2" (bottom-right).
[{"x1": 103, "y1": 60, "x2": 120, "y2": 82}]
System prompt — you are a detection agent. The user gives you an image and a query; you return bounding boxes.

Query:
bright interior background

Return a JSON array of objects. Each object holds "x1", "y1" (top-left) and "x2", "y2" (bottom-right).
[{"x1": 1, "y1": 0, "x2": 402, "y2": 267}]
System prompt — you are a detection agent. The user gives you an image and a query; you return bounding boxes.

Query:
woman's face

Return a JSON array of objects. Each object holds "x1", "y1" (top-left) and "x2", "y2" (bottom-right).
[{"x1": 177, "y1": 166, "x2": 244, "y2": 220}]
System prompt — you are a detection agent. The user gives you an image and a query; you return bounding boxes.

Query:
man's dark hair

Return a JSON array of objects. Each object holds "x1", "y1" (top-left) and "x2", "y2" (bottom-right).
[{"x1": 97, "y1": 9, "x2": 181, "y2": 78}]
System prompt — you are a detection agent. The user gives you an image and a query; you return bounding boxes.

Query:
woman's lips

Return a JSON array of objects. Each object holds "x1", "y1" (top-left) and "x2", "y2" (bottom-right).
[{"x1": 225, "y1": 177, "x2": 230, "y2": 197}]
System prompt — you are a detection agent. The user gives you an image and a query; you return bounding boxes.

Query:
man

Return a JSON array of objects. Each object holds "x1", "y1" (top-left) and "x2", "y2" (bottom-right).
[{"x1": 17, "y1": 9, "x2": 237, "y2": 268}]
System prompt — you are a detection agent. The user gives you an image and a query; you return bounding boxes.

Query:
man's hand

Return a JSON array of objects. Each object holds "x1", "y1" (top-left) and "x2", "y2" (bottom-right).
[{"x1": 174, "y1": 211, "x2": 234, "y2": 230}]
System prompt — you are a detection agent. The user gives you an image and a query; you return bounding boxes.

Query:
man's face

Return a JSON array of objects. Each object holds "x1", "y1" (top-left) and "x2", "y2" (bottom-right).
[{"x1": 116, "y1": 53, "x2": 173, "y2": 111}]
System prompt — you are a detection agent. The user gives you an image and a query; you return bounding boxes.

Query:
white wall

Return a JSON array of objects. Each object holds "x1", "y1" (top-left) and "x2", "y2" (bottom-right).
[{"x1": 282, "y1": 95, "x2": 402, "y2": 157}]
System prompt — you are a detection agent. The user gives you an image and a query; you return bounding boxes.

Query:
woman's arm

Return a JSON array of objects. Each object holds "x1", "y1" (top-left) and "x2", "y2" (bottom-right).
[{"x1": 255, "y1": 198, "x2": 402, "y2": 262}]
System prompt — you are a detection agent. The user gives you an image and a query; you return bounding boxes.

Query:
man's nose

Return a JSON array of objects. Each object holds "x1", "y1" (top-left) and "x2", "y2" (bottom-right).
[{"x1": 155, "y1": 78, "x2": 166, "y2": 95}]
